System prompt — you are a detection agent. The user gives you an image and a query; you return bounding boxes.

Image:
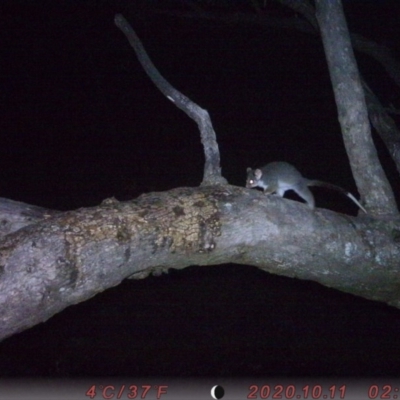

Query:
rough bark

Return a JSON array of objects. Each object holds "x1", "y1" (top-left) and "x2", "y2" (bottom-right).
[{"x1": 1, "y1": 188, "x2": 400, "y2": 342}]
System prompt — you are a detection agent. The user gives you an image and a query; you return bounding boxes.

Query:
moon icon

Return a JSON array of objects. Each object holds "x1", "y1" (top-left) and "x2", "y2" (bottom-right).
[{"x1": 211, "y1": 385, "x2": 224, "y2": 399}]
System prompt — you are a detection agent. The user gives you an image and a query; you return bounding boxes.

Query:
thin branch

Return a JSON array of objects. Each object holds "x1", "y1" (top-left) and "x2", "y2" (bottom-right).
[
  {"x1": 114, "y1": 14, "x2": 226, "y2": 186},
  {"x1": 363, "y1": 82, "x2": 400, "y2": 173}
]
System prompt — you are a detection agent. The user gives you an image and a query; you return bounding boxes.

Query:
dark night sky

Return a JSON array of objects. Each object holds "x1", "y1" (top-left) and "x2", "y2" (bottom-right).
[{"x1": 1, "y1": 0, "x2": 400, "y2": 378}]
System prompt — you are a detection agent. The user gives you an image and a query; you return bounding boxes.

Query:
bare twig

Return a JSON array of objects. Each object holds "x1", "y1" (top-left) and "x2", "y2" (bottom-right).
[{"x1": 114, "y1": 14, "x2": 226, "y2": 186}]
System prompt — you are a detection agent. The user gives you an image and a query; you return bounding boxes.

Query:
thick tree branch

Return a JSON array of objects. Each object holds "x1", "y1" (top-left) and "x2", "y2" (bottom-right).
[
  {"x1": 114, "y1": 14, "x2": 226, "y2": 186},
  {"x1": 1, "y1": 188, "x2": 400, "y2": 341},
  {"x1": 315, "y1": 0, "x2": 397, "y2": 215}
]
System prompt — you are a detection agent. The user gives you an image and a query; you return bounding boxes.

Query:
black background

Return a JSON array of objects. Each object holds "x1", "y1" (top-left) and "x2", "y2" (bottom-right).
[{"x1": 1, "y1": 0, "x2": 400, "y2": 377}]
